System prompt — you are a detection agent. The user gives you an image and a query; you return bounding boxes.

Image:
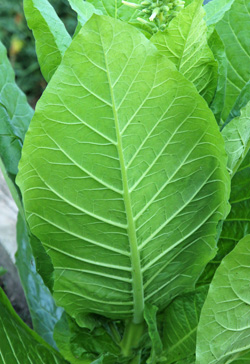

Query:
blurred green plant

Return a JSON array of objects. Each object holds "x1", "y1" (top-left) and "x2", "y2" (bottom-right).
[{"x1": 0, "y1": 0, "x2": 77, "y2": 106}]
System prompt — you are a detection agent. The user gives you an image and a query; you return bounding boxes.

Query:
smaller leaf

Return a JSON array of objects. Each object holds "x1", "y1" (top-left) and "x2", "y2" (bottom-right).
[
  {"x1": 24, "y1": 0, "x2": 71, "y2": 82},
  {"x1": 16, "y1": 213, "x2": 63, "y2": 348},
  {"x1": 0, "y1": 41, "x2": 33, "y2": 176},
  {"x1": 226, "y1": 81, "x2": 250, "y2": 124},
  {"x1": 151, "y1": 0, "x2": 218, "y2": 104},
  {"x1": 222, "y1": 101, "x2": 250, "y2": 177},
  {"x1": 208, "y1": 30, "x2": 227, "y2": 125},
  {"x1": 54, "y1": 312, "x2": 120, "y2": 364},
  {"x1": 196, "y1": 235, "x2": 250, "y2": 364},
  {"x1": 0, "y1": 289, "x2": 67, "y2": 364},
  {"x1": 144, "y1": 304, "x2": 163, "y2": 362},
  {"x1": 162, "y1": 286, "x2": 208, "y2": 364},
  {"x1": 67, "y1": 0, "x2": 102, "y2": 28},
  {"x1": 204, "y1": 0, "x2": 235, "y2": 26}
]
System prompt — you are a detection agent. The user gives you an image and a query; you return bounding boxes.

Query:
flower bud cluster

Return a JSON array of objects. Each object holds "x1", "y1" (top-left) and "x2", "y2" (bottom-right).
[{"x1": 122, "y1": 0, "x2": 185, "y2": 32}]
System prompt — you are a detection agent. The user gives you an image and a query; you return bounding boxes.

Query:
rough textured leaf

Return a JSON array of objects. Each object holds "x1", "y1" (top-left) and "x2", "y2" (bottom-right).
[
  {"x1": 208, "y1": 30, "x2": 227, "y2": 125},
  {"x1": 86, "y1": 0, "x2": 140, "y2": 21},
  {"x1": 0, "y1": 289, "x2": 67, "y2": 364},
  {"x1": 0, "y1": 41, "x2": 33, "y2": 176},
  {"x1": 162, "y1": 286, "x2": 208, "y2": 364},
  {"x1": 151, "y1": 0, "x2": 217, "y2": 104},
  {"x1": 196, "y1": 235, "x2": 250, "y2": 364},
  {"x1": 24, "y1": 0, "x2": 71, "y2": 82},
  {"x1": 16, "y1": 213, "x2": 63, "y2": 348},
  {"x1": 204, "y1": 0, "x2": 235, "y2": 26},
  {"x1": 216, "y1": 0, "x2": 250, "y2": 122},
  {"x1": 17, "y1": 15, "x2": 229, "y2": 324}
]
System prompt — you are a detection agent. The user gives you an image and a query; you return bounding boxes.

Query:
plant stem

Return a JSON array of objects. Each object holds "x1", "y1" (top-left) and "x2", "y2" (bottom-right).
[{"x1": 120, "y1": 320, "x2": 145, "y2": 357}]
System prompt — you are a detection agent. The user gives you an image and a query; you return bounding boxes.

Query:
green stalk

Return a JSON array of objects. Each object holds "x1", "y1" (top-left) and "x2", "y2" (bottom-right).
[{"x1": 120, "y1": 320, "x2": 145, "y2": 357}]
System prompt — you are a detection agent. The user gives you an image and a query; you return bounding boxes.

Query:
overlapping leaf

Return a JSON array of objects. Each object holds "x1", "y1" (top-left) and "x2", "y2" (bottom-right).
[
  {"x1": 151, "y1": 0, "x2": 218, "y2": 104},
  {"x1": 17, "y1": 15, "x2": 229, "y2": 325},
  {"x1": 162, "y1": 286, "x2": 208, "y2": 363},
  {"x1": 0, "y1": 41, "x2": 33, "y2": 177},
  {"x1": 0, "y1": 289, "x2": 67, "y2": 364},
  {"x1": 196, "y1": 235, "x2": 250, "y2": 364},
  {"x1": 216, "y1": 0, "x2": 250, "y2": 122},
  {"x1": 86, "y1": 0, "x2": 140, "y2": 21},
  {"x1": 24, "y1": 0, "x2": 71, "y2": 82},
  {"x1": 16, "y1": 214, "x2": 63, "y2": 348},
  {"x1": 204, "y1": 0, "x2": 235, "y2": 26}
]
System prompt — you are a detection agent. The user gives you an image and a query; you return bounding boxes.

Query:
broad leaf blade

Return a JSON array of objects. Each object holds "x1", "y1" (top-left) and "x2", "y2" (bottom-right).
[
  {"x1": 151, "y1": 0, "x2": 218, "y2": 104},
  {"x1": 204, "y1": 0, "x2": 235, "y2": 26},
  {"x1": 216, "y1": 0, "x2": 250, "y2": 122},
  {"x1": 24, "y1": 0, "x2": 71, "y2": 82},
  {"x1": 0, "y1": 289, "x2": 67, "y2": 364},
  {"x1": 16, "y1": 213, "x2": 63, "y2": 348},
  {"x1": 162, "y1": 286, "x2": 208, "y2": 363},
  {"x1": 17, "y1": 15, "x2": 229, "y2": 324},
  {"x1": 196, "y1": 235, "x2": 250, "y2": 364}
]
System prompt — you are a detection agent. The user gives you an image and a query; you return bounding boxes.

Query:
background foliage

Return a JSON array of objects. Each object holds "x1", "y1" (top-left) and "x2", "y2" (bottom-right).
[{"x1": 0, "y1": 0, "x2": 77, "y2": 106}]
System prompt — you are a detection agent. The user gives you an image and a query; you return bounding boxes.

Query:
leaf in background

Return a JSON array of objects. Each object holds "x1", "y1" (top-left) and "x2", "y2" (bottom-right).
[
  {"x1": 230, "y1": 351, "x2": 250, "y2": 363},
  {"x1": 144, "y1": 304, "x2": 163, "y2": 363},
  {"x1": 196, "y1": 235, "x2": 250, "y2": 364},
  {"x1": 0, "y1": 288, "x2": 67, "y2": 364},
  {"x1": 17, "y1": 15, "x2": 229, "y2": 324},
  {"x1": 208, "y1": 30, "x2": 227, "y2": 125},
  {"x1": 222, "y1": 101, "x2": 250, "y2": 177},
  {"x1": 67, "y1": 0, "x2": 102, "y2": 28},
  {"x1": 215, "y1": 0, "x2": 250, "y2": 122},
  {"x1": 54, "y1": 312, "x2": 120, "y2": 363},
  {"x1": 86, "y1": 0, "x2": 140, "y2": 21},
  {"x1": 16, "y1": 213, "x2": 63, "y2": 348},
  {"x1": 200, "y1": 102, "x2": 250, "y2": 286},
  {"x1": 204, "y1": 0, "x2": 235, "y2": 26},
  {"x1": 227, "y1": 81, "x2": 250, "y2": 123},
  {"x1": 162, "y1": 286, "x2": 208, "y2": 364},
  {"x1": 151, "y1": 0, "x2": 218, "y2": 104},
  {"x1": 24, "y1": 0, "x2": 71, "y2": 82},
  {"x1": 0, "y1": 41, "x2": 33, "y2": 177}
]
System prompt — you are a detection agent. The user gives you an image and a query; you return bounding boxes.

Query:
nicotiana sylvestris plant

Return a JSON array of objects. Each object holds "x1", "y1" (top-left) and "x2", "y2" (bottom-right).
[{"x1": 0, "y1": 0, "x2": 250, "y2": 363}]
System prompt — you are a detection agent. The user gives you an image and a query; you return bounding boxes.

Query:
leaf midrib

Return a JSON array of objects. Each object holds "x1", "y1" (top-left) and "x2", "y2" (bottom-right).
[{"x1": 101, "y1": 34, "x2": 144, "y2": 324}]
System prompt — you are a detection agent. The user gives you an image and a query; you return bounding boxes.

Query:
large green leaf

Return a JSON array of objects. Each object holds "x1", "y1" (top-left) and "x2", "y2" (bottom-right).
[
  {"x1": 151, "y1": 0, "x2": 217, "y2": 105},
  {"x1": 162, "y1": 286, "x2": 208, "y2": 364},
  {"x1": 196, "y1": 235, "x2": 250, "y2": 364},
  {"x1": 0, "y1": 41, "x2": 33, "y2": 177},
  {"x1": 24, "y1": 0, "x2": 71, "y2": 82},
  {"x1": 216, "y1": 0, "x2": 250, "y2": 122},
  {"x1": 17, "y1": 15, "x2": 229, "y2": 325},
  {"x1": 16, "y1": 213, "x2": 63, "y2": 348},
  {"x1": 204, "y1": 0, "x2": 235, "y2": 26},
  {"x1": 0, "y1": 288, "x2": 67, "y2": 364}
]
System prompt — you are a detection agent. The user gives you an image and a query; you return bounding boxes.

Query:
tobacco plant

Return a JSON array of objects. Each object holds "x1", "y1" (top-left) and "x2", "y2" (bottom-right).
[{"x1": 0, "y1": 0, "x2": 250, "y2": 363}]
